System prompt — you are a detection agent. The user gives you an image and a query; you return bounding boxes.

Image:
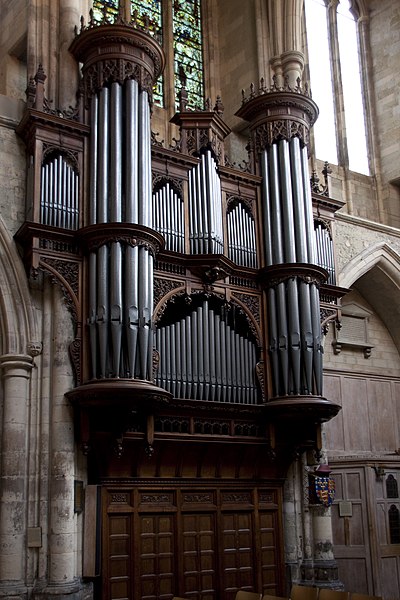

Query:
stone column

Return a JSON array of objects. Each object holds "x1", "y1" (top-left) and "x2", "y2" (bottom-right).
[
  {"x1": 0, "y1": 354, "x2": 33, "y2": 599},
  {"x1": 266, "y1": 0, "x2": 305, "y2": 86},
  {"x1": 59, "y1": 0, "x2": 81, "y2": 109},
  {"x1": 32, "y1": 286, "x2": 86, "y2": 600}
]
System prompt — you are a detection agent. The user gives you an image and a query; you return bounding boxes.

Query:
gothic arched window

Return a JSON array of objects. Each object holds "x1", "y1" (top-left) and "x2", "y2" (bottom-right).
[
  {"x1": 389, "y1": 505, "x2": 400, "y2": 544},
  {"x1": 387, "y1": 474, "x2": 399, "y2": 499},
  {"x1": 131, "y1": 0, "x2": 204, "y2": 110},
  {"x1": 304, "y1": 0, "x2": 369, "y2": 175}
]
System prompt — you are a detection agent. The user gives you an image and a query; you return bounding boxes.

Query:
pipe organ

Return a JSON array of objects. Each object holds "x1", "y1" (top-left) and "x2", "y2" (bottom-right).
[
  {"x1": 260, "y1": 137, "x2": 323, "y2": 396},
  {"x1": 17, "y1": 7, "x2": 343, "y2": 491},
  {"x1": 87, "y1": 79, "x2": 155, "y2": 380},
  {"x1": 236, "y1": 84, "x2": 341, "y2": 414},
  {"x1": 153, "y1": 181, "x2": 185, "y2": 253},
  {"x1": 40, "y1": 154, "x2": 79, "y2": 230},
  {"x1": 155, "y1": 297, "x2": 259, "y2": 403},
  {"x1": 314, "y1": 220, "x2": 336, "y2": 285},
  {"x1": 227, "y1": 199, "x2": 258, "y2": 268},
  {"x1": 12, "y1": 8, "x2": 350, "y2": 598},
  {"x1": 188, "y1": 149, "x2": 224, "y2": 254}
]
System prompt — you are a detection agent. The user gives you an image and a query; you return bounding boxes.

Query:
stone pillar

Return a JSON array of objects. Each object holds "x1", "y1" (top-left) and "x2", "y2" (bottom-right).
[
  {"x1": 311, "y1": 504, "x2": 340, "y2": 587},
  {"x1": 32, "y1": 287, "x2": 87, "y2": 600},
  {"x1": 266, "y1": 0, "x2": 305, "y2": 86},
  {"x1": 59, "y1": 0, "x2": 81, "y2": 109},
  {"x1": 0, "y1": 354, "x2": 33, "y2": 599}
]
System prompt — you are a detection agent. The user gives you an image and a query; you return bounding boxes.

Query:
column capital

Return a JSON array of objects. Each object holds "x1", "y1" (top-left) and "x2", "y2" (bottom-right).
[{"x1": 0, "y1": 354, "x2": 34, "y2": 376}]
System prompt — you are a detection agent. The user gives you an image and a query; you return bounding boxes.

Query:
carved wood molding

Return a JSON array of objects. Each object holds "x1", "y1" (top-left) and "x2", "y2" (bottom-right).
[
  {"x1": 69, "y1": 22, "x2": 165, "y2": 107},
  {"x1": 236, "y1": 89, "x2": 318, "y2": 153},
  {"x1": 78, "y1": 223, "x2": 165, "y2": 256}
]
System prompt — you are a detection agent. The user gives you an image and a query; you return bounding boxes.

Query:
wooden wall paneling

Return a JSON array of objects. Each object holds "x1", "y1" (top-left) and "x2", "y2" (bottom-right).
[
  {"x1": 393, "y1": 381, "x2": 400, "y2": 450},
  {"x1": 323, "y1": 374, "x2": 345, "y2": 451},
  {"x1": 342, "y1": 377, "x2": 371, "y2": 451},
  {"x1": 100, "y1": 484, "x2": 283, "y2": 600},
  {"x1": 181, "y1": 512, "x2": 217, "y2": 599},
  {"x1": 381, "y1": 556, "x2": 400, "y2": 600},
  {"x1": 373, "y1": 469, "x2": 400, "y2": 600},
  {"x1": 367, "y1": 379, "x2": 397, "y2": 452},
  {"x1": 330, "y1": 468, "x2": 373, "y2": 594},
  {"x1": 103, "y1": 489, "x2": 135, "y2": 600},
  {"x1": 139, "y1": 513, "x2": 176, "y2": 600}
]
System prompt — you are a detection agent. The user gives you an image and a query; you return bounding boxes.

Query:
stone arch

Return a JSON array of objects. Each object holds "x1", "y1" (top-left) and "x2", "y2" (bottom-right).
[
  {"x1": 338, "y1": 242, "x2": 400, "y2": 351},
  {"x1": 0, "y1": 216, "x2": 37, "y2": 355}
]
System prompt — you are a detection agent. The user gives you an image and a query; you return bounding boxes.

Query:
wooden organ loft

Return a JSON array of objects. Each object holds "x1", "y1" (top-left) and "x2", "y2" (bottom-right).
[{"x1": 15, "y1": 8, "x2": 347, "y2": 600}]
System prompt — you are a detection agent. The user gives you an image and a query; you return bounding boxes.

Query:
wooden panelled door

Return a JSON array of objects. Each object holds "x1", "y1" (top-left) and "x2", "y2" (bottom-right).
[
  {"x1": 102, "y1": 484, "x2": 283, "y2": 600},
  {"x1": 331, "y1": 466, "x2": 400, "y2": 600}
]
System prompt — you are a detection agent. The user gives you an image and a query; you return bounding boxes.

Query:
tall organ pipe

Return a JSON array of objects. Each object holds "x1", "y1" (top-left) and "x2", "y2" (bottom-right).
[
  {"x1": 188, "y1": 150, "x2": 224, "y2": 255},
  {"x1": 290, "y1": 138, "x2": 309, "y2": 263},
  {"x1": 96, "y1": 87, "x2": 109, "y2": 378},
  {"x1": 262, "y1": 137, "x2": 325, "y2": 396},
  {"x1": 155, "y1": 300, "x2": 259, "y2": 404},
  {"x1": 110, "y1": 83, "x2": 123, "y2": 376},
  {"x1": 86, "y1": 78, "x2": 157, "y2": 381},
  {"x1": 279, "y1": 140, "x2": 296, "y2": 263}
]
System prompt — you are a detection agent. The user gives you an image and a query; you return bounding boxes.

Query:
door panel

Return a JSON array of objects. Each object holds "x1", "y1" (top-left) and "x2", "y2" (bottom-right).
[
  {"x1": 102, "y1": 485, "x2": 283, "y2": 600},
  {"x1": 221, "y1": 512, "x2": 254, "y2": 596},
  {"x1": 139, "y1": 515, "x2": 175, "y2": 600},
  {"x1": 182, "y1": 513, "x2": 216, "y2": 600},
  {"x1": 107, "y1": 514, "x2": 133, "y2": 600}
]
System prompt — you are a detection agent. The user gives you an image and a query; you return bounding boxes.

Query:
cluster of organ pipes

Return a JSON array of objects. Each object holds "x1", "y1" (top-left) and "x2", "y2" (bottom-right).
[
  {"x1": 314, "y1": 221, "x2": 336, "y2": 285},
  {"x1": 227, "y1": 201, "x2": 257, "y2": 268},
  {"x1": 40, "y1": 155, "x2": 79, "y2": 229},
  {"x1": 153, "y1": 182, "x2": 185, "y2": 253},
  {"x1": 261, "y1": 137, "x2": 323, "y2": 397},
  {"x1": 188, "y1": 149, "x2": 224, "y2": 254},
  {"x1": 87, "y1": 79, "x2": 154, "y2": 380},
  {"x1": 155, "y1": 298, "x2": 259, "y2": 403}
]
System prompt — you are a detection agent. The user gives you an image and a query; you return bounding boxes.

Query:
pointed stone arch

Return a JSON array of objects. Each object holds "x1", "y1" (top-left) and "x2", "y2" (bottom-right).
[
  {"x1": 338, "y1": 242, "x2": 400, "y2": 351},
  {"x1": 0, "y1": 215, "x2": 38, "y2": 356}
]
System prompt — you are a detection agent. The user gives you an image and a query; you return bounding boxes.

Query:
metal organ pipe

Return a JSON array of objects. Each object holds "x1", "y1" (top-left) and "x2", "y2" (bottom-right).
[
  {"x1": 155, "y1": 300, "x2": 259, "y2": 404},
  {"x1": 262, "y1": 136, "x2": 325, "y2": 397},
  {"x1": 152, "y1": 183, "x2": 185, "y2": 253},
  {"x1": 227, "y1": 202, "x2": 257, "y2": 268},
  {"x1": 40, "y1": 155, "x2": 79, "y2": 231},
  {"x1": 301, "y1": 146, "x2": 317, "y2": 264},
  {"x1": 188, "y1": 149, "x2": 224, "y2": 255},
  {"x1": 290, "y1": 137, "x2": 309, "y2": 263},
  {"x1": 86, "y1": 78, "x2": 156, "y2": 381}
]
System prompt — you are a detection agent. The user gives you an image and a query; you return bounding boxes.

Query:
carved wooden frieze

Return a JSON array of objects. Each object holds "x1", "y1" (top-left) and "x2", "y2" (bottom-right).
[
  {"x1": 69, "y1": 19, "x2": 165, "y2": 107},
  {"x1": 40, "y1": 257, "x2": 80, "y2": 321},
  {"x1": 236, "y1": 85, "x2": 318, "y2": 155}
]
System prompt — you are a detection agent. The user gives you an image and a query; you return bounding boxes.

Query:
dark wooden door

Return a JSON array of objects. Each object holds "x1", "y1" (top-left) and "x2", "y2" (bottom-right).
[{"x1": 101, "y1": 485, "x2": 283, "y2": 600}]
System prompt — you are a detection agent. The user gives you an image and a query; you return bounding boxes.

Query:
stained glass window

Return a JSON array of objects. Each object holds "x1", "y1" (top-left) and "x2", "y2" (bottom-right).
[
  {"x1": 172, "y1": 0, "x2": 204, "y2": 110},
  {"x1": 130, "y1": 0, "x2": 163, "y2": 105},
  {"x1": 93, "y1": 1, "x2": 204, "y2": 110},
  {"x1": 93, "y1": 0, "x2": 119, "y2": 23}
]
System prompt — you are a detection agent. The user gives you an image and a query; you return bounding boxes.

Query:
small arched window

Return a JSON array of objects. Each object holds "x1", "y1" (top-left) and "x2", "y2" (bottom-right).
[
  {"x1": 389, "y1": 505, "x2": 400, "y2": 544},
  {"x1": 386, "y1": 474, "x2": 399, "y2": 499}
]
